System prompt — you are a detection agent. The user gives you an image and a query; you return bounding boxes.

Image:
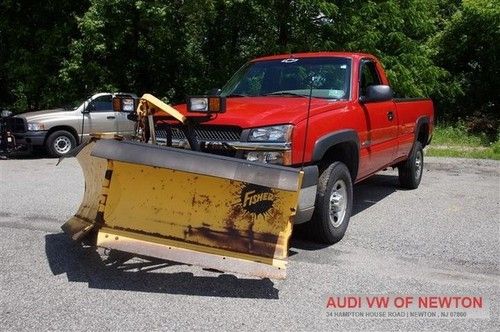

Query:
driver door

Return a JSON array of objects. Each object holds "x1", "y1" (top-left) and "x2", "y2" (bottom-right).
[
  {"x1": 359, "y1": 60, "x2": 398, "y2": 173},
  {"x1": 85, "y1": 94, "x2": 119, "y2": 135}
]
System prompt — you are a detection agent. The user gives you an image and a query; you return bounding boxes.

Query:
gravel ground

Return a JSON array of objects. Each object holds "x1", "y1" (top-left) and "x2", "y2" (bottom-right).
[{"x1": 0, "y1": 156, "x2": 499, "y2": 331}]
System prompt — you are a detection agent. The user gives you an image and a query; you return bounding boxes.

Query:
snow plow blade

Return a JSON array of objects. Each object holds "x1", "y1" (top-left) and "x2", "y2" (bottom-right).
[{"x1": 62, "y1": 139, "x2": 303, "y2": 279}]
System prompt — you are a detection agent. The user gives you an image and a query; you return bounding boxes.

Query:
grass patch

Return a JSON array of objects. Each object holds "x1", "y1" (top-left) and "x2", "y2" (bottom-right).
[
  {"x1": 431, "y1": 123, "x2": 491, "y2": 146},
  {"x1": 427, "y1": 124, "x2": 500, "y2": 160},
  {"x1": 425, "y1": 146, "x2": 500, "y2": 160}
]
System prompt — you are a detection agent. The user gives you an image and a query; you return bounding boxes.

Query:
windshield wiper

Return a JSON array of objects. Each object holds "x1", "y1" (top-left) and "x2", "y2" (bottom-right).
[
  {"x1": 225, "y1": 93, "x2": 248, "y2": 98},
  {"x1": 260, "y1": 92, "x2": 308, "y2": 98}
]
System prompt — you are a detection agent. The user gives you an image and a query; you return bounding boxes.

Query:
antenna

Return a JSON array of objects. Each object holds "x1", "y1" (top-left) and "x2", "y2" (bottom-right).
[{"x1": 300, "y1": 74, "x2": 315, "y2": 170}]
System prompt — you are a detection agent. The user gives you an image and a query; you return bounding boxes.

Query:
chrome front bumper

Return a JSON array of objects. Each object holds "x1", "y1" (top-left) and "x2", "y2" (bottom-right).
[{"x1": 156, "y1": 137, "x2": 290, "y2": 151}]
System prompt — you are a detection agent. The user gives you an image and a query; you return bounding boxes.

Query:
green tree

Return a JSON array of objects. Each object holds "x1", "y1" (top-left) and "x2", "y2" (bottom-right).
[
  {"x1": 3, "y1": 0, "x2": 497, "y2": 140},
  {"x1": 433, "y1": 0, "x2": 499, "y2": 137},
  {"x1": 327, "y1": 0, "x2": 452, "y2": 99},
  {"x1": 0, "y1": 0, "x2": 88, "y2": 112},
  {"x1": 60, "y1": 0, "x2": 222, "y2": 102}
]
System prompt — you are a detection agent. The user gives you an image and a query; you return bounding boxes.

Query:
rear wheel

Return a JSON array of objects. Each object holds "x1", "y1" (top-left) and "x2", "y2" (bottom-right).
[
  {"x1": 46, "y1": 130, "x2": 76, "y2": 157},
  {"x1": 398, "y1": 141, "x2": 424, "y2": 189},
  {"x1": 309, "y1": 161, "x2": 353, "y2": 244}
]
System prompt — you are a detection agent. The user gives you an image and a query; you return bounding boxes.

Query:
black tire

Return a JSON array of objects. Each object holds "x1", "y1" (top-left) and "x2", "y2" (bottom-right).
[
  {"x1": 398, "y1": 141, "x2": 424, "y2": 189},
  {"x1": 309, "y1": 161, "x2": 353, "y2": 244},
  {"x1": 45, "y1": 130, "x2": 76, "y2": 157}
]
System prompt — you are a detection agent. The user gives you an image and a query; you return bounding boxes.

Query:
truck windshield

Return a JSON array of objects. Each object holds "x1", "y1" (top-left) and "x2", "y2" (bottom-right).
[{"x1": 221, "y1": 57, "x2": 351, "y2": 100}]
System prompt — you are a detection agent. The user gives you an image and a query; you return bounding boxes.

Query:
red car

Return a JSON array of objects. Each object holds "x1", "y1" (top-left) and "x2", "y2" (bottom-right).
[{"x1": 156, "y1": 52, "x2": 434, "y2": 244}]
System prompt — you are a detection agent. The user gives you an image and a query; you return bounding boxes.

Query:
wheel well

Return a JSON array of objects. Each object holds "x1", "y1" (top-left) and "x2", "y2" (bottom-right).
[
  {"x1": 319, "y1": 142, "x2": 359, "y2": 181},
  {"x1": 44, "y1": 126, "x2": 79, "y2": 145},
  {"x1": 417, "y1": 123, "x2": 429, "y2": 148}
]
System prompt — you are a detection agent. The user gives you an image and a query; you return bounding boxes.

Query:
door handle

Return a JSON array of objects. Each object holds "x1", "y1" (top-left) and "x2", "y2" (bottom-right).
[
  {"x1": 387, "y1": 111, "x2": 395, "y2": 121},
  {"x1": 107, "y1": 116, "x2": 116, "y2": 119}
]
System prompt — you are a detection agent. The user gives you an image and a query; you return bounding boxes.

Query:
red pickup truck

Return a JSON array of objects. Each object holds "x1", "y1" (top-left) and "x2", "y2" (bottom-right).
[{"x1": 155, "y1": 52, "x2": 434, "y2": 244}]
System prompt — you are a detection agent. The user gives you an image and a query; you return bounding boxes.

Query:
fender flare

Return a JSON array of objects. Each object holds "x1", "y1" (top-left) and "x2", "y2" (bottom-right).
[
  {"x1": 312, "y1": 129, "x2": 360, "y2": 162},
  {"x1": 415, "y1": 116, "x2": 431, "y2": 147},
  {"x1": 311, "y1": 129, "x2": 360, "y2": 179}
]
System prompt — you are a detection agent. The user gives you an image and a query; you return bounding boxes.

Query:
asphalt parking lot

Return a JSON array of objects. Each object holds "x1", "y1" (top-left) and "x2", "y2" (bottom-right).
[{"x1": 0, "y1": 156, "x2": 499, "y2": 331}]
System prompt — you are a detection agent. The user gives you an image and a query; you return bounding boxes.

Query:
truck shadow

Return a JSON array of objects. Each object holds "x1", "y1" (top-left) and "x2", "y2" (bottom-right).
[
  {"x1": 0, "y1": 147, "x2": 47, "y2": 159},
  {"x1": 292, "y1": 172, "x2": 398, "y2": 250},
  {"x1": 44, "y1": 173, "x2": 398, "y2": 296},
  {"x1": 351, "y1": 173, "x2": 399, "y2": 216},
  {"x1": 44, "y1": 233, "x2": 279, "y2": 299}
]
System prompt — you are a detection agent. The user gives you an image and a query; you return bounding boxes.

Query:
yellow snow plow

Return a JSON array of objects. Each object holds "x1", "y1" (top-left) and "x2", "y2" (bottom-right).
[{"x1": 62, "y1": 94, "x2": 305, "y2": 279}]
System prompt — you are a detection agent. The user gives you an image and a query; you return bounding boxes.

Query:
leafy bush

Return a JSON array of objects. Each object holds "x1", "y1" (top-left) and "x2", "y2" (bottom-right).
[{"x1": 465, "y1": 112, "x2": 499, "y2": 142}]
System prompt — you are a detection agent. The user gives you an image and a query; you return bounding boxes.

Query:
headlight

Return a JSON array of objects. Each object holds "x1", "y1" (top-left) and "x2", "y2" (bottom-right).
[
  {"x1": 189, "y1": 97, "x2": 208, "y2": 112},
  {"x1": 27, "y1": 122, "x2": 45, "y2": 131},
  {"x1": 248, "y1": 125, "x2": 293, "y2": 142}
]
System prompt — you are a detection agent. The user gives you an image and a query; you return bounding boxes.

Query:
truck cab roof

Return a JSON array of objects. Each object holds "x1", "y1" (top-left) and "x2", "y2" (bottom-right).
[{"x1": 251, "y1": 52, "x2": 377, "y2": 62}]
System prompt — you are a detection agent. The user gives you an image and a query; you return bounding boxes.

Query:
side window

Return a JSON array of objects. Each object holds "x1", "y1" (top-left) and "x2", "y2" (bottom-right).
[
  {"x1": 91, "y1": 95, "x2": 113, "y2": 112},
  {"x1": 360, "y1": 61, "x2": 381, "y2": 96}
]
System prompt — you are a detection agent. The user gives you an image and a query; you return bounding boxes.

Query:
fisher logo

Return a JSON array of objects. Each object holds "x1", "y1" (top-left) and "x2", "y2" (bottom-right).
[{"x1": 240, "y1": 183, "x2": 275, "y2": 216}]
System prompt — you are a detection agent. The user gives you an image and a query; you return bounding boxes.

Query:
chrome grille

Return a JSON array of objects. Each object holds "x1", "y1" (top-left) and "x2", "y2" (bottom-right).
[{"x1": 155, "y1": 125, "x2": 241, "y2": 141}]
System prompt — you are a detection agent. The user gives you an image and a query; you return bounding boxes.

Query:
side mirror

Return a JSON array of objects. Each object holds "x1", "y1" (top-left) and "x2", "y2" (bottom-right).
[
  {"x1": 82, "y1": 103, "x2": 94, "y2": 114},
  {"x1": 360, "y1": 85, "x2": 393, "y2": 103},
  {"x1": 187, "y1": 96, "x2": 226, "y2": 113}
]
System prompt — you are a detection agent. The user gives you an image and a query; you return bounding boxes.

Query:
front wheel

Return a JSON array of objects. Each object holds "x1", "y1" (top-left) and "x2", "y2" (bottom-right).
[
  {"x1": 309, "y1": 161, "x2": 353, "y2": 244},
  {"x1": 45, "y1": 130, "x2": 76, "y2": 157},
  {"x1": 398, "y1": 141, "x2": 424, "y2": 189}
]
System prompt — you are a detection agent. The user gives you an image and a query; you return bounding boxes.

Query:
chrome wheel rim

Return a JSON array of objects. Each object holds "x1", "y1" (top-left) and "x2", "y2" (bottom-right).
[
  {"x1": 53, "y1": 136, "x2": 72, "y2": 154},
  {"x1": 329, "y1": 179, "x2": 347, "y2": 228},
  {"x1": 415, "y1": 150, "x2": 423, "y2": 181}
]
